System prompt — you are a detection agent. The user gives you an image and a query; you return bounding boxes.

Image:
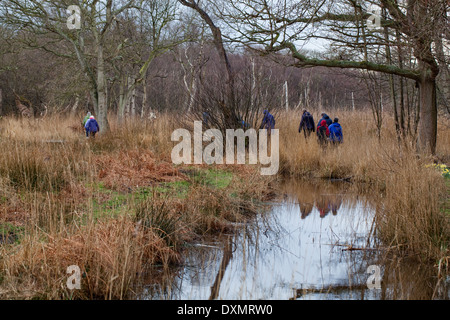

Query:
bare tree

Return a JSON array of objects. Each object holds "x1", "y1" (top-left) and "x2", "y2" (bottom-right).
[
  {"x1": 178, "y1": 0, "x2": 240, "y2": 129},
  {"x1": 112, "y1": 0, "x2": 183, "y2": 123},
  {"x1": 217, "y1": 0, "x2": 449, "y2": 154},
  {"x1": 172, "y1": 16, "x2": 209, "y2": 113},
  {"x1": 2, "y1": 0, "x2": 139, "y2": 131},
  {"x1": 362, "y1": 71, "x2": 385, "y2": 140}
]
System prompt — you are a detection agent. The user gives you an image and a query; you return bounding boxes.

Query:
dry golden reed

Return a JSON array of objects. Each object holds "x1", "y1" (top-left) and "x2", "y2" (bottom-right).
[{"x1": 0, "y1": 109, "x2": 449, "y2": 299}]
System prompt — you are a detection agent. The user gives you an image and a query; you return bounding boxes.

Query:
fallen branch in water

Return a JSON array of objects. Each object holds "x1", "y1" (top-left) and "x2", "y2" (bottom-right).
[
  {"x1": 342, "y1": 245, "x2": 378, "y2": 251},
  {"x1": 326, "y1": 243, "x2": 389, "y2": 252}
]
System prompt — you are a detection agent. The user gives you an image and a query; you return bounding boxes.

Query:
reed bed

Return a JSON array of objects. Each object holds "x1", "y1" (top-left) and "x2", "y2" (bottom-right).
[
  {"x1": 0, "y1": 113, "x2": 273, "y2": 299},
  {"x1": 277, "y1": 109, "x2": 450, "y2": 266},
  {"x1": 0, "y1": 109, "x2": 449, "y2": 299}
]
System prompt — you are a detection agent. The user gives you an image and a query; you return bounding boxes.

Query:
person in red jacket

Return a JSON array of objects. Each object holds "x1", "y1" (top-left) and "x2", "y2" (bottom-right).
[{"x1": 317, "y1": 119, "x2": 330, "y2": 146}]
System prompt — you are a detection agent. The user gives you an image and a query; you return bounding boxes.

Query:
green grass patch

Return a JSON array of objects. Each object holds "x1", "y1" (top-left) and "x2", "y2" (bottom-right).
[
  {"x1": 81, "y1": 167, "x2": 235, "y2": 221},
  {"x1": 145, "y1": 180, "x2": 191, "y2": 199},
  {"x1": 86, "y1": 180, "x2": 190, "y2": 220},
  {"x1": 80, "y1": 182, "x2": 131, "y2": 221},
  {"x1": 0, "y1": 223, "x2": 24, "y2": 244},
  {"x1": 184, "y1": 167, "x2": 233, "y2": 189},
  {"x1": 443, "y1": 178, "x2": 450, "y2": 217},
  {"x1": 91, "y1": 195, "x2": 129, "y2": 219}
]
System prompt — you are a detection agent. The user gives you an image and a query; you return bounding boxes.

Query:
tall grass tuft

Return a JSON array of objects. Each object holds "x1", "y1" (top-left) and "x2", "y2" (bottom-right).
[
  {"x1": 134, "y1": 193, "x2": 182, "y2": 250},
  {"x1": 374, "y1": 152, "x2": 449, "y2": 262}
]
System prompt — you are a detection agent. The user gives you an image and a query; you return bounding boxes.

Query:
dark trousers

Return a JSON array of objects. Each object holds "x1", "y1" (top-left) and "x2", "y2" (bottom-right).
[
  {"x1": 302, "y1": 128, "x2": 314, "y2": 139},
  {"x1": 86, "y1": 130, "x2": 97, "y2": 138}
]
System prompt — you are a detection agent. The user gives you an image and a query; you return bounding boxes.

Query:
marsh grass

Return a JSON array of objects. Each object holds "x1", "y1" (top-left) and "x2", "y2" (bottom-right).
[
  {"x1": 376, "y1": 155, "x2": 448, "y2": 261},
  {"x1": 278, "y1": 109, "x2": 450, "y2": 266},
  {"x1": 0, "y1": 110, "x2": 448, "y2": 299},
  {"x1": 134, "y1": 193, "x2": 182, "y2": 249},
  {"x1": 0, "y1": 114, "x2": 273, "y2": 299}
]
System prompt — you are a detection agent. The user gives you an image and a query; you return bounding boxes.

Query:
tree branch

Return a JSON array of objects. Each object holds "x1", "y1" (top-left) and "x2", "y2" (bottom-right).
[{"x1": 276, "y1": 40, "x2": 421, "y2": 81}]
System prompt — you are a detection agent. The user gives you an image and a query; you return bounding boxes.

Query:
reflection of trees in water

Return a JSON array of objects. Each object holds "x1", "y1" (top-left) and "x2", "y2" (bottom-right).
[
  {"x1": 142, "y1": 238, "x2": 226, "y2": 299},
  {"x1": 143, "y1": 180, "x2": 448, "y2": 300},
  {"x1": 380, "y1": 256, "x2": 449, "y2": 300},
  {"x1": 209, "y1": 236, "x2": 233, "y2": 300},
  {"x1": 291, "y1": 249, "x2": 449, "y2": 300}
]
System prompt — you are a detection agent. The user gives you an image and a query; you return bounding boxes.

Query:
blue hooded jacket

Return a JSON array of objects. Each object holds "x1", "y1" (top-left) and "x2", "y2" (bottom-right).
[
  {"x1": 85, "y1": 118, "x2": 100, "y2": 133},
  {"x1": 318, "y1": 114, "x2": 332, "y2": 127},
  {"x1": 328, "y1": 122, "x2": 343, "y2": 143},
  {"x1": 261, "y1": 110, "x2": 275, "y2": 129},
  {"x1": 202, "y1": 112, "x2": 210, "y2": 125}
]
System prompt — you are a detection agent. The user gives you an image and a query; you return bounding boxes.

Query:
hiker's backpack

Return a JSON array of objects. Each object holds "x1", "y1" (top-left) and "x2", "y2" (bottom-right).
[{"x1": 318, "y1": 126, "x2": 327, "y2": 140}]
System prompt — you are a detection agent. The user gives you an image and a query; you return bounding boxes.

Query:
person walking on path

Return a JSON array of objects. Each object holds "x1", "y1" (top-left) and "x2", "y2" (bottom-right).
[
  {"x1": 82, "y1": 112, "x2": 91, "y2": 127},
  {"x1": 85, "y1": 115, "x2": 100, "y2": 138},
  {"x1": 260, "y1": 110, "x2": 275, "y2": 136},
  {"x1": 328, "y1": 118, "x2": 343, "y2": 144},
  {"x1": 298, "y1": 109, "x2": 315, "y2": 138},
  {"x1": 317, "y1": 119, "x2": 330, "y2": 146},
  {"x1": 317, "y1": 113, "x2": 332, "y2": 127}
]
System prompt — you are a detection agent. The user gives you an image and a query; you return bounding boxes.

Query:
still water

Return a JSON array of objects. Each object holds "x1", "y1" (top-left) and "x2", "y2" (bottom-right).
[{"x1": 143, "y1": 179, "x2": 449, "y2": 300}]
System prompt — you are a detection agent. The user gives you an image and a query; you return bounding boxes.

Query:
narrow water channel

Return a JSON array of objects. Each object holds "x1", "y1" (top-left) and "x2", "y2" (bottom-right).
[{"x1": 143, "y1": 179, "x2": 449, "y2": 300}]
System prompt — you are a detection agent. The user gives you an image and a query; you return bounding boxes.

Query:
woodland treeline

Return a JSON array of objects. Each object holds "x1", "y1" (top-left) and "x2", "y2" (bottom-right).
[{"x1": 0, "y1": 0, "x2": 448, "y2": 153}]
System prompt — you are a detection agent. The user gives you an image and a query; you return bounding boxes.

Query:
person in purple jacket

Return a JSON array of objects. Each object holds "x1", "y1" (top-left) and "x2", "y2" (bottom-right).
[
  {"x1": 298, "y1": 109, "x2": 315, "y2": 138},
  {"x1": 85, "y1": 115, "x2": 100, "y2": 138}
]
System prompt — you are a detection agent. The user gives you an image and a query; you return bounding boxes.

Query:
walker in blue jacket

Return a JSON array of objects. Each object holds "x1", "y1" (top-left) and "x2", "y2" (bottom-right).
[{"x1": 328, "y1": 118, "x2": 343, "y2": 144}]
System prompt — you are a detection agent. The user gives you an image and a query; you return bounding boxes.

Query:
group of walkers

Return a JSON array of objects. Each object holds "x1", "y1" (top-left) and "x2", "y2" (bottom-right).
[
  {"x1": 82, "y1": 109, "x2": 342, "y2": 145},
  {"x1": 298, "y1": 110, "x2": 343, "y2": 145},
  {"x1": 258, "y1": 109, "x2": 343, "y2": 146}
]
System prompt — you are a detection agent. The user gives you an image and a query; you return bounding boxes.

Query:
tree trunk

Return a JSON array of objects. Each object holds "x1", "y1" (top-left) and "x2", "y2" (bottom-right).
[
  {"x1": 91, "y1": 88, "x2": 99, "y2": 116},
  {"x1": 70, "y1": 95, "x2": 80, "y2": 117},
  {"x1": 125, "y1": 76, "x2": 132, "y2": 118},
  {"x1": 351, "y1": 92, "x2": 355, "y2": 111},
  {"x1": 141, "y1": 76, "x2": 147, "y2": 118},
  {"x1": 118, "y1": 74, "x2": 126, "y2": 123},
  {"x1": 96, "y1": 41, "x2": 109, "y2": 133},
  {"x1": 284, "y1": 81, "x2": 289, "y2": 111},
  {"x1": 384, "y1": 18, "x2": 401, "y2": 143},
  {"x1": 417, "y1": 74, "x2": 437, "y2": 155},
  {"x1": 130, "y1": 83, "x2": 136, "y2": 118},
  {"x1": 179, "y1": 0, "x2": 237, "y2": 128}
]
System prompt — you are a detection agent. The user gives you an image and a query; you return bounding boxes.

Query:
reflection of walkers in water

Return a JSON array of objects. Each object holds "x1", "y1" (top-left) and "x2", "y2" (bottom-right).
[
  {"x1": 299, "y1": 202, "x2": 314, "y2": 219},
  {"x1": 293, "y1": 181, "x2": 345, "y2": 220},
  {"x1": 316, "y1": 196, "x2": 331, "y2": 218},
  {"x1": 295, "y1": 183, "x2": 319, "y2": 220},
  {"x1": 330, "y1": 195, "x2": 342, "y2": 215},
  {"x1": 317, "y1": 193, "x2": 343, "y2": 218}
]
